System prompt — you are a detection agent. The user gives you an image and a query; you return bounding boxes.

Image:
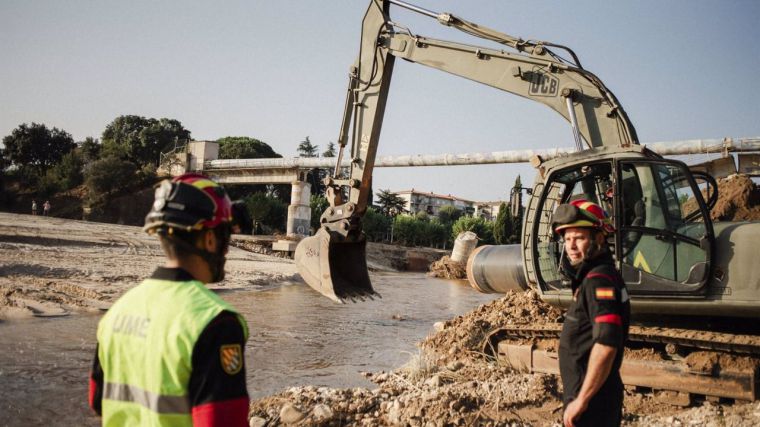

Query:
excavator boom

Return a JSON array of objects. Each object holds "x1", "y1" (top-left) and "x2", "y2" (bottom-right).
[{"x1": 296, "y1": 0, "x2": 638, "y2": 302}]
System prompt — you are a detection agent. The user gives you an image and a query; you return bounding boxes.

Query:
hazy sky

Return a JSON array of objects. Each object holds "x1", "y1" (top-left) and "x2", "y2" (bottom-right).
[{"x1": 2, "y1": 1, "x2": 759, "y2": 202}]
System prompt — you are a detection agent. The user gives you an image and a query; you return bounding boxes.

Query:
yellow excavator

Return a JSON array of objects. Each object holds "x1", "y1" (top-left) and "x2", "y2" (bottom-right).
[{"x1": 297, "y1": 0, "x2": 760, "y2": 314}]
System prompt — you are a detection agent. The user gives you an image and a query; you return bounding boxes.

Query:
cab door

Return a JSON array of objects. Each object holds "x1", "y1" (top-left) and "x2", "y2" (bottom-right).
[{"x1": 616, "y1": 159, "x2": 715, "y2": 295}]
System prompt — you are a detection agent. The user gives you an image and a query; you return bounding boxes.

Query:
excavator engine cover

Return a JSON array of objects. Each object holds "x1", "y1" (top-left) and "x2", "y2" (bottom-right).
[{"x1": 295, "y1": 228, "x2": 377, "y2": 303}]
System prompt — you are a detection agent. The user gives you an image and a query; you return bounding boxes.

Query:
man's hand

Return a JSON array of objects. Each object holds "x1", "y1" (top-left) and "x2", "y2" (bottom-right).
[{"x1": 563, "y1": 397, "x2": 588, "y2": 427}]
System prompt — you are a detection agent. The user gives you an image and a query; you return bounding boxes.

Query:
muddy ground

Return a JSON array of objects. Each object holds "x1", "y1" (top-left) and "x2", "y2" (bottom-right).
[{"x1": 1, "y1": 212, "x2": 759, "y2": 426}]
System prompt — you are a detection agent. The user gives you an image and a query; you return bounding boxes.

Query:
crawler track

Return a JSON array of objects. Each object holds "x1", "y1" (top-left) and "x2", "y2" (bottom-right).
[{"x1": 484, "y1": 324, "x2": 760, "y2": 403}]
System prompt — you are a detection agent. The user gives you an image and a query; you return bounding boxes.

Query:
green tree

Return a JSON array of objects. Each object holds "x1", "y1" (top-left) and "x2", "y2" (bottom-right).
[
  {"x1": 452, "y1": 216, "x2": 495, "y2": 245},
  {"x1": 78, "y1": 137, "x2": 102, "y2": 165},
  {"x1": 243, "y1": 192, "x2": 287, "y2": 232},
  {"x1": 376, "y1": 189, "x2": 407, "y2": 217},
  {"x1": 493, "y1": 202, "x2": 512, "y2": 244},
  {"x1": 437, "y1": 205, "x2": 462, "y2": 225},
  {"x1": 84, "y1": 156, "x2": 139, "y2": 204},
  {"x1": 322, "y1": 142, "x2": 336, "y2": 157},
  {"x1": 101, "y1": 115, "x2": 190, "y2": 166},
  {"x1": 218, "y1": 136, "x2": 281, "y2": 159},
  {"x1": 297, "y1": 136, "x2": 319, "y2": 158},
  {"x1": 309, "y1": 194, "x2": 329, "y2": 232},
  {"x1": 363, "y1": 207, "x2": 391, "y2": 242},
  {"x1": 2, "y1": 123, "x2": 76, "y2": 172}
]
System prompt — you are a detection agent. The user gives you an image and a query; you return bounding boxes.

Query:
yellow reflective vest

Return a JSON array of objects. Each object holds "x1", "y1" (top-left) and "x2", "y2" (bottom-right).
[{"x1": 96, "y1": 277, "x2": 248, "y2": 426}]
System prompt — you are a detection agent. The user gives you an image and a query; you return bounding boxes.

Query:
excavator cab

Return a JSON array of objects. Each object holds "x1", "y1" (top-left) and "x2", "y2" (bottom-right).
[{"x1": 526, "y1": 152, "x2": 716, "y2": 305}]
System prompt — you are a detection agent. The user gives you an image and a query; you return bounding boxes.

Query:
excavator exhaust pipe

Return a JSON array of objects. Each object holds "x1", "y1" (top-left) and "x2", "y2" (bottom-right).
[{"x1": 295, "y1": 228, "x2": 379, "y2": 303}]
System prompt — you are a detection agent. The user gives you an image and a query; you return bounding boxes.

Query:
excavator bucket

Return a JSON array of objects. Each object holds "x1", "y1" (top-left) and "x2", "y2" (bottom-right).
[{"x1": 295, "y1": 228, "x2": 378, "y2": 303}]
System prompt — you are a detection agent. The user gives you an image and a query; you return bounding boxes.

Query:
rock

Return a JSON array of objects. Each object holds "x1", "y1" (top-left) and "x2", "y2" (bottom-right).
[
  {"x1": 446, "y1": 361, "x2": 464, "y2": 371},
  {"x1": 312, "y1": 404, "x2": 334, "y2": 422},
  {"x1": 425, "y1": 374, "x2": 442, "y2": 388},
  {"x1": 375, "y1": 372, "x2": 389, "y2": 383},
  {"x1": 433, "y1": 321, "x2": 446, "y2": 332},
  {"x1": 279, "y1": 403, "x2": 305, "y2": 424},
  {"x1": 387, "y1": 400, "x2": 403, "y2": 425},
  {"x1": 248, "y1": 416, "x2": 266, "y2": 427}
]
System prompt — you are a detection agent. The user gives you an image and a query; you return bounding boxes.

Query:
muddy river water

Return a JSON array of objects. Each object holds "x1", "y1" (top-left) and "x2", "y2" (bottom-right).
[{"x1": 0, "y1": 272, "x2": 498, "y2": 426}]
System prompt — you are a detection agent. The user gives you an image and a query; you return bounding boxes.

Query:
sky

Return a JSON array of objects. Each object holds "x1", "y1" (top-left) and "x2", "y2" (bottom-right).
[{"x1": 2, "y1": 0, "x2": 759, "y2": 202}]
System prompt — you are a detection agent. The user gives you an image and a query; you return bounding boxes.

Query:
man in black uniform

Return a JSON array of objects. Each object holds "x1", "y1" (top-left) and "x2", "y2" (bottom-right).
[{"x1": 553, "y1": 199, "x2": 630, "y2": 427}]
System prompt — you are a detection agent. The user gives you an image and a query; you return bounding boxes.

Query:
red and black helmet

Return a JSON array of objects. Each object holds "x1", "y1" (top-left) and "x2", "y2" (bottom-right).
[
  {"x1": 553, "y1": 199, "x2": 615, "y2": 235},
  {"x1": 144, "y1": 173, "x2": 233, "y2": 233}
]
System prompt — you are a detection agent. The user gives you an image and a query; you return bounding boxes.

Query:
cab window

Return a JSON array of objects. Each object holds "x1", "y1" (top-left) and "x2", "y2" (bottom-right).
[{"x1": 618, "y1": 161, "x2": 710, "y2": 289}]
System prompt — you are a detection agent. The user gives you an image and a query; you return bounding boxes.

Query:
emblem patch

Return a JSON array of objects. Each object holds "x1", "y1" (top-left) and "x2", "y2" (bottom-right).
[
  {"x1": 595, "y1": 287, "x2": 615, "y2": 300},
  {"x1": 220, "y1": 344, "x2": 243, "y2": 375}
]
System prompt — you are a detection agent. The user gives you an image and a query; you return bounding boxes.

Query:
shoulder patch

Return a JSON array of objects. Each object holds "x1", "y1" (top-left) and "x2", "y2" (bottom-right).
[
  {"x1": 595, "y1": 287, "x2": 616, "y2": 300},
  {"x1": 220, "y1": 344, "x2": 243, "y2": 375}
]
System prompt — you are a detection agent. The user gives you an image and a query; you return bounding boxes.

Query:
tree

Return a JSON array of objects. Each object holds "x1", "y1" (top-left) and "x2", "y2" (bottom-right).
[
  {"x1": 218, "y1": 136, "x2": 281, "y2": 159},
  {"x1": 84, "y1": 156, "x2": 139, "y2": 204},
  {"x1": 493, "y1": 202, "x2": 513, "y2": 244},
  {"x1": 310, "y1": 195, "x2": 329, "y2": 232},
  {"x1": 451, "y1": 216, "x2": 495, "y2": 245},
  {"x1": 243, "y1": 192, "x2": 287, "y2": 232},
  {"x1": 363, "y1": 207, "x2": 391, "y2": 242},
  {"x1": 101, "y1": 115, "x2": 190, "y2": 166},
  {"x1": 437, "y1": 205, "x2": 463, "y2": 225},
  {"x1": 78, "y1": 137, "x2": 102, "y2": 165},
  {"x1": 375, "y1": 189, "x2": 407, "y2": 217},
  {"x1": 297, "y1": 136, "x2": 319, "y2": 158},
  {"x1": 322, "y1": 142, "x2": 336, "y2": 158},
  {"x1": 2, "y1": 123, "x2": 76, "y2": 172}
]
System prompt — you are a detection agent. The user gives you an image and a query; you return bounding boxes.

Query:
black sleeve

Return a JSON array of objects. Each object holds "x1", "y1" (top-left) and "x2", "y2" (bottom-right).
[
  {"x1": 188, "y1": 311, "x2": 249, "y2": 407},
  {"x1": 583, "y1": 273, "x2": 625, "y2": 348},
  {"x1": 89, "y1": 344, "x2": 104, "y2": 415}
]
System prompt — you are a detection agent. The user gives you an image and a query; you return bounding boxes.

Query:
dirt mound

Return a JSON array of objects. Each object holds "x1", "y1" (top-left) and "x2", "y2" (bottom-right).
[
  {"x1": 420, "y1": 290, "x2": 564, "y2": 365},
  {"x1": 428, "y1": 255, "x2": 466, "y2": 279},
  {"x1": 710, "y1": 174, "x2": 760, "y2": 221}
]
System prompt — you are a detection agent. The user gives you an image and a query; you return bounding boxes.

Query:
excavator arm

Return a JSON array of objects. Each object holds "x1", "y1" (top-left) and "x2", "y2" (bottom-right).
[{"x1": 296, "y1": 0, "x2": 638, "y2": 302}]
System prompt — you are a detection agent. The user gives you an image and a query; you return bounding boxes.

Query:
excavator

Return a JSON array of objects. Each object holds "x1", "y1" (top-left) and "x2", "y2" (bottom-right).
[{"x1": 295, "y1": 0, "x2": 760, "y2": 401}]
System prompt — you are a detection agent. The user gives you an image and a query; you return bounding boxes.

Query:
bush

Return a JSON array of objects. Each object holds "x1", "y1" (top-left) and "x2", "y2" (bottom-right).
[
  {"x1": 451, "y1": 216, "x2": 495, "y2": 245},
  {"x1": 244, "y1": 192, "x2": 287, "y2": 233},
  {"x1": 390, "y1": 215, "x2": 448, "y2": 248}
]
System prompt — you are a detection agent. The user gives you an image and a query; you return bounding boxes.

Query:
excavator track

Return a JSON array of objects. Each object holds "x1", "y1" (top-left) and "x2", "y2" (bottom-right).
[{"x1": 483, "y1": 324, "x2": 760, "y2": 404}]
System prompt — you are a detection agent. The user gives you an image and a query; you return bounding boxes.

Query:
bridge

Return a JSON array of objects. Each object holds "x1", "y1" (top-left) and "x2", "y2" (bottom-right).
[{"x1": 160, "y1": 137, "x2": 760, "y2": 250}]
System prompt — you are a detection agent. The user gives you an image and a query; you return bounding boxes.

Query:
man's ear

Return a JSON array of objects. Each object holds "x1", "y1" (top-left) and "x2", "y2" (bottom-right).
[{"x1": 201, "y1": 229, "x2": 217, "y2": 252}]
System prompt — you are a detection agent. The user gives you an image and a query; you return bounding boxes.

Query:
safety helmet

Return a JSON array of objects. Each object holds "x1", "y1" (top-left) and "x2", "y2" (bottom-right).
[
  {"x1": 553, "y1": 199, "x2": 615, "y2": 235},
  {"x1": 143, "y1": 173, "x2": 233, "y2": 233}
]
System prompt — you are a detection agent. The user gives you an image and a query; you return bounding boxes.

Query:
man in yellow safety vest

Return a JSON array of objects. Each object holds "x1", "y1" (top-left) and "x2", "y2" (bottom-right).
[{"x1": 89, "y1": 173, "x2": 249, "y2": 426}]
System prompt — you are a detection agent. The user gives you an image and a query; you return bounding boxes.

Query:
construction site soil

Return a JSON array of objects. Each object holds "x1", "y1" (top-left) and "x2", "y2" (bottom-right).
[{"x1": 2, "y1": 174, "x2": 760, "y2": 426}]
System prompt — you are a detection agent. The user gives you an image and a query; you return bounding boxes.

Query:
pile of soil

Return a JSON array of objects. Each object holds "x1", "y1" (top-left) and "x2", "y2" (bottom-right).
[
  {"x1": 709, "y1": 174, "x2": 760, "y2": 221},
  {"x1": 421, "y1": 290, "x2": 563, "y2": 365},
  {"x1": 428, "y1": 255, "x2": 466, "y2": 280}
]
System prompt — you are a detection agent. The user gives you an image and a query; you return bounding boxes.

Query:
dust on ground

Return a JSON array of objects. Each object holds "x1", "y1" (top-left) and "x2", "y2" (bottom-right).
[{"x1": 686, "y1": 173, "x2": 760, "y2": 222}]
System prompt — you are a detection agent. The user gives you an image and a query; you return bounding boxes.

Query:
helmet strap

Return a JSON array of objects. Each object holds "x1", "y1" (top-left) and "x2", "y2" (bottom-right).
[{"x1": 162, "y1": 228, "x2": 228, "y2": 283}]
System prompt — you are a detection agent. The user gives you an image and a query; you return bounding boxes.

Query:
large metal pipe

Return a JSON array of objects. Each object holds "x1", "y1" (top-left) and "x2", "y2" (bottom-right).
[
  {"x1": 466, "y1": 244, "x2": 528, "y2": 293},
  {"x1": 205, "y1": 137, "x2": 760, "y2": 170}
]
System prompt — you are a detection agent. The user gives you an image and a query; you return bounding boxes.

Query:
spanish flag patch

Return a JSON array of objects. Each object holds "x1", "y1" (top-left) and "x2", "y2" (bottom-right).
[{"x1": 595, "y1": 287, "x2": 615, "y2": 300}]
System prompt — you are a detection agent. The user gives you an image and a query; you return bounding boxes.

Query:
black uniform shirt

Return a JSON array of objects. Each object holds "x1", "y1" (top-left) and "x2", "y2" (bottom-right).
[{"x1": 558, "y1": 252, "x2": 631, "y2": 405}]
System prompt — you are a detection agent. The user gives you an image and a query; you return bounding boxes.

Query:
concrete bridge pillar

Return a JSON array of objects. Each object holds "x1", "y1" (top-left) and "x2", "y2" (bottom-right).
[{"x1": 287, "y1": 181, "x2": 311, "y2": 238}]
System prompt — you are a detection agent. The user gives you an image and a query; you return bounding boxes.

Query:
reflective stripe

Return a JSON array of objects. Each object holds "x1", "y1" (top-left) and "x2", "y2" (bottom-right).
[
  {"x1": 586, "y1": 272, "x2": 619, "y2": 284},
  {"x1": 595, "y1": 314, "x2": 622, "y2": 326},
  {"x1": 103, "y1": 382, "x2": 190, "y2": 414}
]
